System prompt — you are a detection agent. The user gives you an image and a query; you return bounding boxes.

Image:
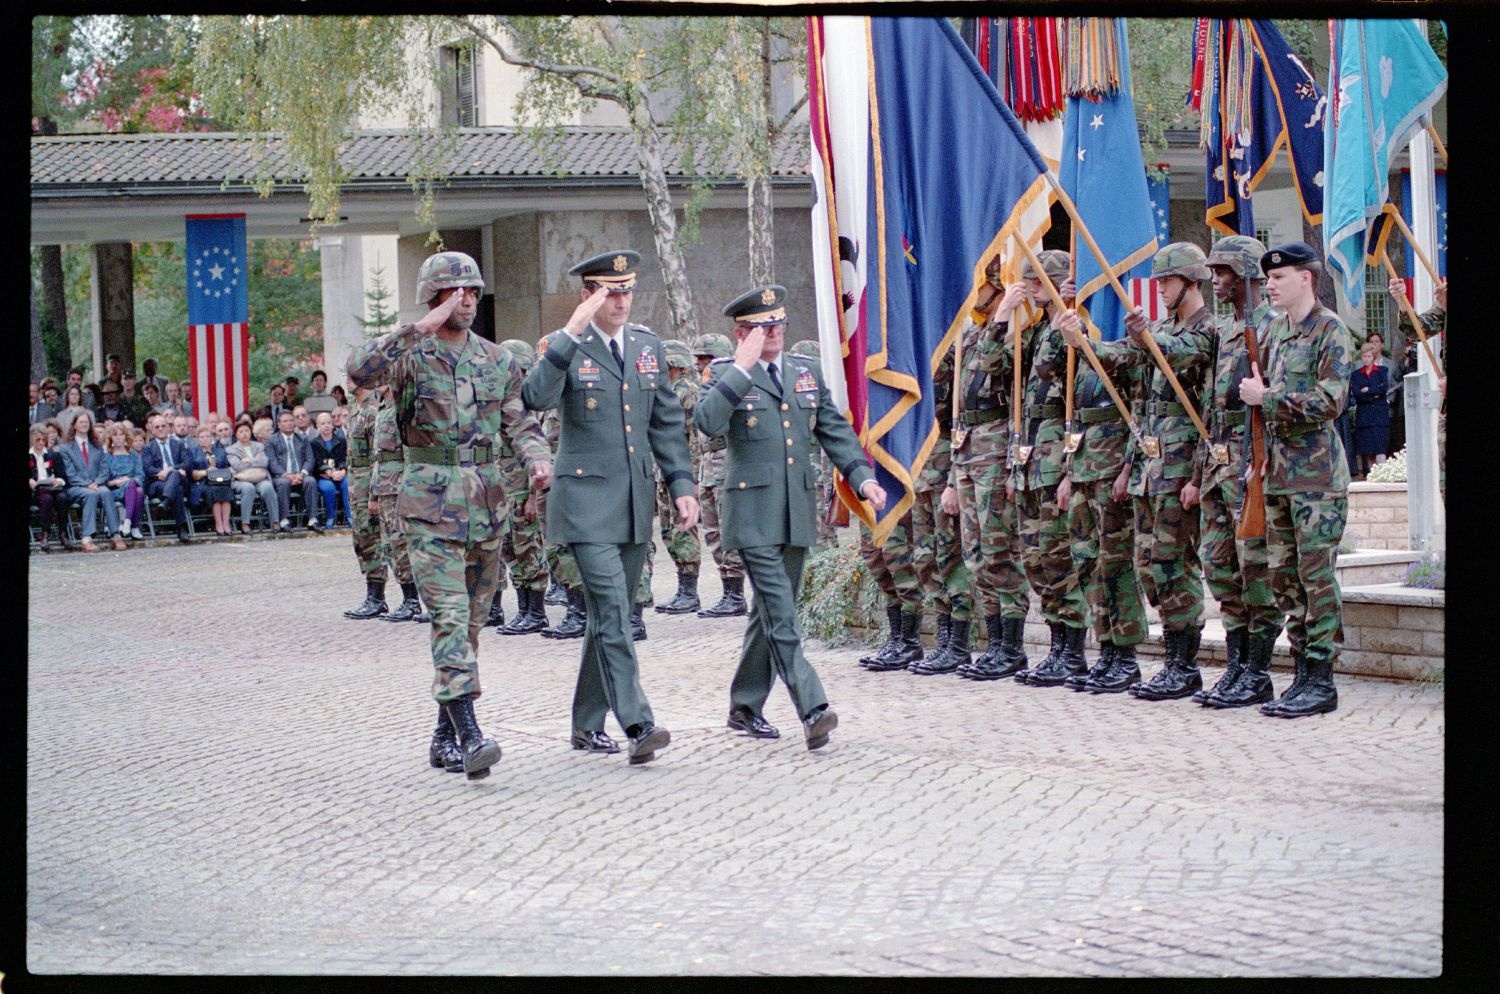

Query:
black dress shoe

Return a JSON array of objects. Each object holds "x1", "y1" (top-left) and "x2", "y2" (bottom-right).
[
  {"x1": 627, "y1": 723, "x2": 671, "y2": 765},
  {"x1": 308, "y1": 519, "x2": 325, "y2": 533},
  {"x1": 802, "y1": 706, "x2": 838, "y2": 751},
  {"x1": 727, "y1": 708, "x2": 780, "y2": 739},
  {"x1": 177, "y1": 528, "x2": 192, "y2": 543},
  {"x1": 571, "y1": 729, "x2": 620, "y2": 754}
]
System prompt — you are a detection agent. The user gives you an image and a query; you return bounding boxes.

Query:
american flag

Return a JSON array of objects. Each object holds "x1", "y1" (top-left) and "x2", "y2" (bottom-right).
[
  {"x1": 185, "y1": 214, "x2": 251, "y2": 420},
  {"x1": 1129, "y1": 277, "x2": 1165, "y2": 323}
]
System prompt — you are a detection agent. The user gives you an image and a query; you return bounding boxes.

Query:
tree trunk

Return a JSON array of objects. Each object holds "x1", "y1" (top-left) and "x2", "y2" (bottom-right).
[
  {"x1": 1303, "y1": 215, "x2": 1337, "y2": 311},
  {"x1": 30, "y1": 280, "x2": 47, "y2": 382},
  {"x1": 38, "y1": 244, "x2": 72, "y2": 378},
  {"x1": 94, "y1": 242, "x2": 137, "y2": 374},
  {"x1": 746, "y1": 173, "x2": 774, "y2": 285},
  {"x1": 626, "y1": 97, "x2": 698, "y2": 343}
]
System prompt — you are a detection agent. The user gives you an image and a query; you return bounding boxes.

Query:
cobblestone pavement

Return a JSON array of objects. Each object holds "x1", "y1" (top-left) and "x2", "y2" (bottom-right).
[{"x1": 26, "y1": 533, "x2": 1443, "y2": 977}]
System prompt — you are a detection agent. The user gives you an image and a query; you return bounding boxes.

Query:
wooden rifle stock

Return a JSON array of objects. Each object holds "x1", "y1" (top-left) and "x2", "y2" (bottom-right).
[{"x1": 1236, "y1": 322, "x2": 1267, "y2": 539}]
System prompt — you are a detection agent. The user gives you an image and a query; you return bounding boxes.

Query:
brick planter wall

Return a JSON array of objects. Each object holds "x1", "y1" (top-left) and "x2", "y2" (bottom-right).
[{"x1": 1345, "y1": 482, "x2": 1409, "y2": 550}]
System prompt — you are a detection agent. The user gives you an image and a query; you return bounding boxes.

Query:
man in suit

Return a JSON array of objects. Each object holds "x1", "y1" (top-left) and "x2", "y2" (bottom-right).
[
  {"x1": 141, "y1": 412, "x2": 193, "y2": 542},
  {"x1": 265, "y1": 409, "x2": 323, "y2": 532},
  {"x1": 268, "y1": 383, "x2": 289, "y2": 425},
  {"x1": 522, "y1": 250, "x2": 699, "y2": 765},
  {"x1": 695, "y1": 286, "x2": 887, "y2": 751},
  {"x1": 28, "y1": 382, "x2": 56, "y2": 424},
  {"x1": 58, "y1": 411, "x2": 125, "y2": 552}
]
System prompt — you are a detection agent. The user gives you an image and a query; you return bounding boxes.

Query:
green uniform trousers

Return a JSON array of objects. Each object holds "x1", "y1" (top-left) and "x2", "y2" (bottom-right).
[
  {"x1": 349, "y1": 466, "x2": 384, "y2": 582},
  {"x1": 407, "y1": 528, "x2": 503, "y2": 704},
  {"x1": 376, "y1": 496, "x2": 415, "y2": 585},
  {"x1": 955, "y1": 459, "x2": 1030, "y2": 620},
  {"x1": 729, "y1": 543, "x2": 828, "y2": 722},
  {"x1": 1199, "y1": 479, "x2": 1281, "y2": 637},
  {"x1": 858, "y1": 512, "x2": 921, "y2": 614},
  {"x1": 1017, "y1": 484, "x2": 1089, "y2": 628},
  {"x1": 699, "y1": 484, "x2": 745, "y2": 581},
  {"x1": 1132, "y1": 493, "x2": 1203, "y2": 631},
  {"x1": 569, "y1": 541, "x2": 656, "y2": 733},
  {"x1": 1068, "y1": 479, "x2": 1146, "y2": 647},
  {"x1": 911, "y1": 483, "x2": 972, "y2": 622},
  {"x1": 1265, "y1": 492, "x2": 1346, "y2": 665}
]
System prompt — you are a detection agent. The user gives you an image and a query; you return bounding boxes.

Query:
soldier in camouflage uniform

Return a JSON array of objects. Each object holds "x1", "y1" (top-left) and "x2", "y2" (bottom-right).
[
  {"x1": 493, "y1": 339, "x2": 552, "y2": 635},
  {"x1": 342, "y1": 381, "x2": 389, "y2": 620},
  {"x1": 1195, "y1": 236, "x2": 1284, "y2": 708},
  {"x1": 347, "y1": 251, "x2": 552, "y2": 780},
  {"x1": 1390, "y1": 275, "x2": 1447, "y2": 505},
  {"x1": 943, "y1": 273, "x2": 1034, "y2": 679},
  {"x1": 537, "y1": 399, "x2": 587, "y2": 640},
  {"x1": 1010, "y1": 250, "x2": 1091, "y2": 686},
  {"x1": 1239, "y1": 243, "x2": 1354, "y2": 718},
  {"x1": 908, "y1": 333, "x2": 976, "y2": 674},
  {"x1": 855, "y1": 511, "x2": 924, "y2": 670},
  {"x1": 788, "y1": 338, "x2": 839, "y2": 549},
  {"x1": 692, "y1": 334, "x2": 749, "y2": 618},
  {"x1": 370, "y1": 390, "x2": 427, "y2": 622},
  {"x1": 1090, "y1": 243, "x2": 1216, "y2": 701},
  {"x1": 654, "y1": 338, "x2": 705, "y2": 615},
  {"x1": 1051, "y1": 312, "x2": 1148, "y2": 693}
]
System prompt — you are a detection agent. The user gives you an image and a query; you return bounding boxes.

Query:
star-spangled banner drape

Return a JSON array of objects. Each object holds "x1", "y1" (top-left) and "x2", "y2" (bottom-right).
[{"x1": 185, "y1": 214, "x2": 250, "y2": 420}]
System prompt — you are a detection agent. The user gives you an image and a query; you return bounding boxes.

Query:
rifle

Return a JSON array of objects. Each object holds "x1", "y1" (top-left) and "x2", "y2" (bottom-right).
[{"x1": 1236, "y1": 319, "x2": 1267, "y2": 540}]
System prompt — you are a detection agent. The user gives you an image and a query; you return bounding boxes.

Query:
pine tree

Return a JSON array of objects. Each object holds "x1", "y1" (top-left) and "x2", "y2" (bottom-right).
[{"x1": 358, "y1": 261, "x2": 399, "y2": 337}]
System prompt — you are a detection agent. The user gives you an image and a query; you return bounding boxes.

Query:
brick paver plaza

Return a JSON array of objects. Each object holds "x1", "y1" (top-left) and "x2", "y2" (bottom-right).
[{"x1": 25, "y1": 535, "x2": 1443, "y2": 976}]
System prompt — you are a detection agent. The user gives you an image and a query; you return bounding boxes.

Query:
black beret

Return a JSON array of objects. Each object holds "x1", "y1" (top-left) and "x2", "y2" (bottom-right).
[{"x1": 1260, "y1": 242, "x2": 1320, "y2": 271}]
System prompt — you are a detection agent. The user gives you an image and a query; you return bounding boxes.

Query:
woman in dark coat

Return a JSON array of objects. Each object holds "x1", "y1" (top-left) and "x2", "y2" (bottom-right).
[{"x1": 1351, "y1": 339, "x2": 1391, "y2": 478}]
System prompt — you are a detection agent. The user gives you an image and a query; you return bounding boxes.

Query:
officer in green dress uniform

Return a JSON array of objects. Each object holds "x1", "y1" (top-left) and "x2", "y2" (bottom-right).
[
  {"x1": 695, "y1": 286, "x2": 887, "y2": 750},
  {"x1": 522, "y1": 250, "x2": 700, "y2": 764}
]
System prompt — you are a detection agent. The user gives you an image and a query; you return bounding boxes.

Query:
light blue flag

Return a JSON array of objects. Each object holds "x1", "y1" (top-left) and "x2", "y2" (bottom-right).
[
  {"x1": 1060, "y1": 19, "x2": 1159, "y2": 342},
  {"x1": 1324, "y1": 19, "x2": 1447, "y2": 307}
]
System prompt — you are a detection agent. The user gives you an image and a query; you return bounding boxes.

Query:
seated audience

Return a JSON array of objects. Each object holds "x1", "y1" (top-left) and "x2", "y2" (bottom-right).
[
  {"x1": 57, "y1": 411, "x2": 125, "y2": 552},
  {"x1": 309, "y1": 411, "x2": 351, "y2": 529},
  {"x1": 196, "y1": 425, "x2": 234, "y2": 536},
  {"x1": 226, "y1": 421, "x2": 279, "y2": 535},
  {"x1": 29, "y1": 423, "x2": 68, "y2": 549},
  {"x1": 102, "y1": 422, "x2": 145, "y2": 541}
]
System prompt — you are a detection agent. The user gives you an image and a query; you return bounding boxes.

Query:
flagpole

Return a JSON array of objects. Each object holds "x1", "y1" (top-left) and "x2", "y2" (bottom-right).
[
  {"x1": 1013, "y1": 233, "x2": 1139, "y2": 438},
  {"x1": 1425, "y1": 124, "x2": 1449, "y2": 166},
  {"x1": 1387, "y1": 206, "x2": 1443, "y2": 286},
  {"x1": 1041, "y1": 170, "x2": 1210, "y2": 440},
  {"x1": 1379, "y1": 250, "x2": 1445, "y2": 377}
]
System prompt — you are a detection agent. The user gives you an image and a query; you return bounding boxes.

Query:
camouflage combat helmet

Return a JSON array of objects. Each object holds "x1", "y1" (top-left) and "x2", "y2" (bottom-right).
[
  {"x1": 1151, "y1": 241, "x2": 1212, "y2": 282},
  {"x1": 661, "y1": 339, "x2": 693, "y2": 370},
  {"x1": 1019, "y1": 249, "x2": 1070, "y2": 282},
  {"x1": 415, "y1": 251, "x2": 486, "y2": 305},
  {"x1": 788, "y1": 339, "x2": 821, "y2": 359},
  {"x1": 691, "y1": 333, "x2": 733, "y2": 359},
  {"x1": 499, "y1": 338, "x2": 536, "y2": 371},
  {"x1": 1206, "y1": 235, "x2": 1267, "y2": 280}
]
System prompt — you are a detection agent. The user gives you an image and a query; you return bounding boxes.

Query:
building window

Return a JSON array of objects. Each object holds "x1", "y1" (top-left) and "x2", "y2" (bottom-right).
[
  {"x1": 1363, "y1": 265, "x2": 1391, "y2": 341},
  {"x1": 439, "y1": 43, "x2": 478, "y2": 127}
]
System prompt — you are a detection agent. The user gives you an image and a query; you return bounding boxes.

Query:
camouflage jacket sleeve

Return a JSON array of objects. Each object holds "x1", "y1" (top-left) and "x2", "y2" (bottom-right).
[
  {"x1": 498, "y1": 360, "x2": 551, "y2": 475},
  {"x1": 1261, "y1": 309, "x2": 1353, "y2": 430},
  {"x1": 1398, "y1": 303, "x2": 1446, "y2": 338},
  {"x1": 346, "y1": 323, "x2": 422, "y2": 391}
]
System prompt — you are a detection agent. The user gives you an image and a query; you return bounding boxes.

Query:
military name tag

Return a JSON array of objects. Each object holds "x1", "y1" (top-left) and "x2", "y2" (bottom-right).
[
  {"x1": 1064, "y1": 431, "x2": 1083, "y2": 454},
  {"x1": 577, "y1": 364, "x2": 601, "y2": 383},
  {"x1": 636, "y1": 349, "x2": 659, "y2": 373},
  {"x1": 1140, "y1": 435, "x2": 1162, "y2": 459},
  {"x1": 1210, "y1": 443, "x2": 1230, "y2": 466},
  {"x1": 794, "y1": 370, "x2": 818, "y2": 392}
]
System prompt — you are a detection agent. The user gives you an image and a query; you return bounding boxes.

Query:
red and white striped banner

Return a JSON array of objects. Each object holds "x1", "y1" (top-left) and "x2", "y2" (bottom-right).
[
  {"x1": 190, "y1": 322, "x2": 250, "y2": 421},
  {"x1": 1129, "y1": 277, "x2": 1164, "y2": 324}
]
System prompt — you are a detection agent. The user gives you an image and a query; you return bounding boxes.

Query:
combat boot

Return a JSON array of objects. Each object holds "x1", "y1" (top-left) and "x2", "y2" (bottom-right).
[
  {"x1": 343, "y1": 579, "x2": 388, "y2": 620},
  {"x1": 427, "y1": 704, "x2": 463, "y2": 773},
  {"x1": 383, "y1": 581, "x2": 423, "y2": 622},
  {"x1": 656, "y1": 571, "x2": 701, "y2": 614},
  {"x1": 1018, "y1": 622, "x2": 1065, "y2": 684},
  {"x1": 908, "y1": 614, "x2": 952, "y2": 673},
  {"x1": 973, "y1": 616, "x2": 1028, "y2": 680},
  {"x1": 1206, "y1": 629, "x2": 1277, "y2": 708},
  {"x1": 912, "y1": 617, "x2": 969, "y2": 675},
  {"x1": 442, "y1": 694, "x2": 501, "y2": 780},
  {"x1": 1088, "y1": 643, "x2": 1141, "y2": 693},
  {"x1": 1196, "y1": 627, "x2": 1247, "y2": 704},
  {"x1": 544, "y1": 575, "x2": 568, "y2": 606},
  {"x1": 1026, "y1": 623, "x2": 1084, "y2": 686},
  {"x1": 485, "y1": 589, "x2": 506, "y2": 628},
  {"x1": 860, "y1": 604, "x2": 905, "y2": 667},
  {"x1": 1265, "y1": 654, "x2": 1337, "y2": 718},
  {"x1": 1069, "y1": 640, "x2": 1113, "y2": 690},
  {"x1": 960, "y1": 613, "x2": 1003, "y2": 678},
  {"x1": 865, "y1": 611, "x2": 922, "y2": 671},
  {"x1": 631, "y1": 603, "x2": 648, "y2": 641},
  {"x1": 498, "y1": 588, "x2": 548, "y2": 635},
  {"x1": 698, "y1": 576, "x2": 748, "y2": 617},
  {"x1": 542, "y1": 588, "x2": 586, "y2": 639},
  {"x1": 1132, "y1": 626, "x2": 1203, "y2": 701}
]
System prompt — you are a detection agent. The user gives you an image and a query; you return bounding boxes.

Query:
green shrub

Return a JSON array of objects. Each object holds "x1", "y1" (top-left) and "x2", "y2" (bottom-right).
[{"x1": 796, "y1": 541, "x2": 885, "y2": 647}]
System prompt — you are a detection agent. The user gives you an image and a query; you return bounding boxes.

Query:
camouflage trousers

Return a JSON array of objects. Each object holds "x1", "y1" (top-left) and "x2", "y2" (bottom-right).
[
  {"x1": 1017, "y1": 484, "x2": 1089, "y2": 627},
  {"x1": 699, "y1": 484, "x2": 745, "y2": 581},
  {"x1": 547, "y1": 541, "x2": 582, "y2": 593},
  {"x1": 813, "y1": 457, "x2": 838, "y2": 548},
  {"x1": 1199, "y1": 479, "x2": 1280, "y2": 637},
  {"x1": 349, "y1": 467, "x2": 384, "y2": 583},
  {"x1": 859, "y1": 510, "x2": 921, "y2": 613},
  {"x1": 1265, "y1": 492, "x2": 1346, "y2": 665},
  {"x1": 374, "y1": 495, "x2": 415, "y2": 586},
  {"x1": 406, "y1": 526, "x2": 504, "y2": 704},
  {"x1": 656, "y1": 477, "x2": 701, "y2": 572},
  {"x1": 1068, "y1": 479, "x2": 1146, "y2": 647},
  {"x1": 1132, "y1": 493, "x2": 1203, "y2": 631},
  {"x1": 502, "y1": 486, "x2": 548, "y2": 592},
  {"x1": 954, "y1": 459, "x2": 1030, "y2": 620},
  {"x1": 911, "y1": 484, "x2": 972, "y2": 622}
]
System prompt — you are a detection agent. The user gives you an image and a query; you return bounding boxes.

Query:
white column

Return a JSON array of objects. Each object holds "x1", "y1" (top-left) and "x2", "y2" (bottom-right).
[
  {"x1": 318, "y1": 235, "x2": 367, "y2": 391},
  {"x1": 87, "y1": 245, "x2": 104, "y2": 380}
]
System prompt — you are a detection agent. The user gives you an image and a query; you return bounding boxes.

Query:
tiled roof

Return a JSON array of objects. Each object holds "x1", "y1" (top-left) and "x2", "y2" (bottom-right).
[{"x1": 31, "y1": 126, "x2": 810, "y2": 188}]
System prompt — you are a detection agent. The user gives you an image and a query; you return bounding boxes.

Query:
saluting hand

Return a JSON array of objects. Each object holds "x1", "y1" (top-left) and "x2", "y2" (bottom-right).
[
  {"x1": 733, "y1": 327, "x2": 766, "y2": 371},
  {"x1": 564, "y1": 287, "x2": 611, "y2": 339},
  {"x1": 414, "y1": 289, "x2": 466, "y2": 335}
]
